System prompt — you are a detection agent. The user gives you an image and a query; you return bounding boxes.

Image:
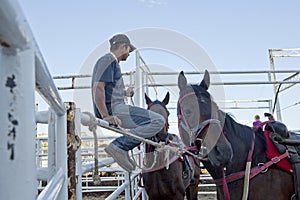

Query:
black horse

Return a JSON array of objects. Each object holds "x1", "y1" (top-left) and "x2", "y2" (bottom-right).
[
  {"x1": 142, "y1": 92, "x2": 193, "y2": 200},
  {"x1": 177, "y1": 70, "x2": 294, "y2": 200}
]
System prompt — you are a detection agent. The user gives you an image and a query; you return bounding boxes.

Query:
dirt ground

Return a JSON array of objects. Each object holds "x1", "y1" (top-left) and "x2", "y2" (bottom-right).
[
  {"x1": 82, "y1": 192, "x2": 216, "y2": 200},
  {"x1": 198, "y1": 194, "x2": 216, "y2": 200},
  {"x1": 83, "y1": 192, "x2": 124, "y2": 200}
]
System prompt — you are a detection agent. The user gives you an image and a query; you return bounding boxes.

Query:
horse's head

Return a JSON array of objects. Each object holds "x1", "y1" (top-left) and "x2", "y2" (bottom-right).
[
  {"x1": 177, "y1": 70, "x2": 233, "y2": 167},
  {"x1": 144, "y1": 92, "x2": 174, "y2": 169},
  {"x1": 145, "y1": 92, "x2": 170, "y2": 137}
]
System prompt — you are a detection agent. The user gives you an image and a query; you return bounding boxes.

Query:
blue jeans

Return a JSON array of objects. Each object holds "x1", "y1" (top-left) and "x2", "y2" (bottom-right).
[{"x1": 111, "y1": 104, "x2": 165, "y2": 151}]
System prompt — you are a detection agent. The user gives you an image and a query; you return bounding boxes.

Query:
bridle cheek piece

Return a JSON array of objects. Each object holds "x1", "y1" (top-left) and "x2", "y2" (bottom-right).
[{"x1": 177, "y1": 91, "x2": 222, "y2": 154}]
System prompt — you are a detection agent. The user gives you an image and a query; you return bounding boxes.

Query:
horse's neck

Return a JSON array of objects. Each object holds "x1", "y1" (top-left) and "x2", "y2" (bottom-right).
[
  {"x1": 223, "y1": 114, "x2": 267, "y2": 174},
  {"x1": 201, "y1": 110, "x2": 267, "y2": 181}
]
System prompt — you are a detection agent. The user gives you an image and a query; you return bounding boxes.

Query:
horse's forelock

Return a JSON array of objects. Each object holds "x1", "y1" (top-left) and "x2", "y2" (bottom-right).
[
  {"x1": 149, "y1": 100, "x2": 169, "y2": 118},
  {"x1": 152, "y1": 100, "x2": 168, "y2": 111}
]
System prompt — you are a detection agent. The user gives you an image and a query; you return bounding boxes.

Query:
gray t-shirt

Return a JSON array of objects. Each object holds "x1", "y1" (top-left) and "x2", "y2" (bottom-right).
[{"x1": 91, "y1": 53, "x2": 125, "y2": 118}]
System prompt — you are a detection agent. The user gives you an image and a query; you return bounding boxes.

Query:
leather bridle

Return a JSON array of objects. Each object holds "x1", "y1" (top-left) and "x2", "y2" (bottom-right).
[{"x1": 177, "y1": 91, "x2": 222, "y2": 147}]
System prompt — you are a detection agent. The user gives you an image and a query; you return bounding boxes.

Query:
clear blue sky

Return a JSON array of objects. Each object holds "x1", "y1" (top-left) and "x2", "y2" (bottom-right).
[
  {"x1": 18, "y1": 0, "x2": 300, "y2": 130},
  {"x1": 19, "y1": 0, "x2": 300, "y2": 74}
]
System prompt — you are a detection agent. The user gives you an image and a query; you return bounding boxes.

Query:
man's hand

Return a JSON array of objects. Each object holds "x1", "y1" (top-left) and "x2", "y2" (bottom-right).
[
  {"x1": 125, "y1": 86, "x2": 134, "y2": 97},
  {"x1": 103, "y1": 116, "x2": 122, "y2": 126}
]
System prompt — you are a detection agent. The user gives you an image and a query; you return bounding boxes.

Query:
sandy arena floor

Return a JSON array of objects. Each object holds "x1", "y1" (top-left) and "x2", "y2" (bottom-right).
[{"x1": 82, "y1": 192, "x2": 216, "y2": 200}]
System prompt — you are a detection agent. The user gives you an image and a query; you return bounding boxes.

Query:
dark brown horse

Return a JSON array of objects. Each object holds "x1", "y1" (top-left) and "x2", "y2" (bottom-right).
[
  {"x1": 177, "y1": 70, "x2": 233, "y2": 200},
  {"x1": 142, "y1": 92, "x2": 193, "y2": 200},
  {"x1": 177, "y1": 70, "x2": 294, "y2": 200}
]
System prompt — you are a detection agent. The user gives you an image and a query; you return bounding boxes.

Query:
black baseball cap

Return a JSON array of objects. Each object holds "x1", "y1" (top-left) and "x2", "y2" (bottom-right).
[{"x1": 109, "y1": 34, "x2": 136, "y2": 52}]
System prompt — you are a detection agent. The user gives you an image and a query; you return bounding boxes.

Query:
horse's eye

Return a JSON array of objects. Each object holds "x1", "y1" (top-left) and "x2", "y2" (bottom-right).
[
  {"x1": 198, "y1": 97, "x2": 207, "y2": 104},
  {"x1": 183, "y1": 109, "x2": 192, "y2": 116},
  {"x1": 200, "y1": 99, "x2": 206, "y2": 103}
]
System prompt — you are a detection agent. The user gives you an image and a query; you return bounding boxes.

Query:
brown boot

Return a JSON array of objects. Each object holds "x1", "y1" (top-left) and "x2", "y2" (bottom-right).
[{"x1": 104, "y1": 143, "x2": 135, "y2": 172}]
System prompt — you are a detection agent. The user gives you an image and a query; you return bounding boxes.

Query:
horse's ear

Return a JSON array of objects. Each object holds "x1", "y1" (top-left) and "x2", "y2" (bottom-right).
[
  {"x1": 200, "y1": 70, "x2": 210, "y2": 90},
  {"x1": 162, "y1": 92, "x2": 170, "y2": 105},
  {"x1": 145, "y1": 93, "x2": 152, "y2": 105},
  {"x1": 178, "y1": 71, "x2": 187, "y2": 91}
]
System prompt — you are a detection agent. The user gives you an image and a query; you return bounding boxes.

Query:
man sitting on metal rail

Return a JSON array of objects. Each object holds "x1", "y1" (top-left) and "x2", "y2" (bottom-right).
[{"x1": 91, "y1": 33, "x2": 165, "y2": 172}]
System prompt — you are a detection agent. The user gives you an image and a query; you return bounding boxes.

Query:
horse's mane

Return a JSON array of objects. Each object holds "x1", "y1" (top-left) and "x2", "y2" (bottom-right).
[
  {"x1": 218, "y1": 107, "x2": 267, "y2": 152},
  {"x1": 190, "y1": 83, "x2": 266, "y2": 152}
]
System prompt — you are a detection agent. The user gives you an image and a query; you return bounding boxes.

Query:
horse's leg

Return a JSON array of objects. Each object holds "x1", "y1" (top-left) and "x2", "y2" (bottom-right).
[
  {"x1": 187, "y1": 167, "x2": 200, "y2": 200},
  {"x1": 185, "y1": 187, "x2": 191, "y2": 200}
]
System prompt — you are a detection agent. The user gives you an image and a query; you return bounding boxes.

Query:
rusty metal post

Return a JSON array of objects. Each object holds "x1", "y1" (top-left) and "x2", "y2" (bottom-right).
[{"x1": 66, "y1": 102, "x2": 79, "y2": 200}]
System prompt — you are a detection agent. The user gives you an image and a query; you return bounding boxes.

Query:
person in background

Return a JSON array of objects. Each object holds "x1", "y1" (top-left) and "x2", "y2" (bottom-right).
[
  {"x1": 91, "y1": 34, "x2": 165, "y2": 172},
  {"x1": 253, "y1": 114, "x2": 262, "y2": 126},
  {"x1": 264, "y1": 112, "x2": 275, "y2": 120}
]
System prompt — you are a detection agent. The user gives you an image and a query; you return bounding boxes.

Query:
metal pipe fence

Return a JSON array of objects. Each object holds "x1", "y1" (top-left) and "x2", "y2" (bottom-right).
[
  {"x1": 1, "y1": 0, "x2": 67, "y2": 199},
  {"x1": 35, "y1": 109, "x2": 146, "y2": 199}
]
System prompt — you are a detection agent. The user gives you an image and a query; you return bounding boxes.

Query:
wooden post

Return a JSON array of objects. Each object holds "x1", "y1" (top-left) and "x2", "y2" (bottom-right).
[{"x1": 67, "y1": 102, "x2": 77, "y2": 200}]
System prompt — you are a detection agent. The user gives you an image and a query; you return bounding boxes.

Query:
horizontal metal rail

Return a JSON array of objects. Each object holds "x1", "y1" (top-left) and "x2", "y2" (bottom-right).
[
  {"x1": 146, "y1": 80, "x2": 300, "y2": 87},
  {"x1": 52, "y1": 70, "x2": 300, "y2": 90},
  {"x1": 35, "y1": 52, "x2": 66, "y2": 116},
  {"x1": 35, "y1": 111, "x2": 50, "y2": 124},
  {"x1": 106, "y1": 181, "x2": 129, "y2": 200},
  {"x1": 148, "y1": 70, "x2": 300, "y2": 75},
  {"x1": 81, "y1": 112, "x2": 165, "y2": 147},
  {"x1": 105, "y1": 172, "x2": 140, "y2": 200},
  {"x1": 81, "y1": 158, "x2": 114, "y2": 174},
  {"x1": 37, "y1": 168, "x2": 65, "y2": 200},
  {"x1": 53, "y1": 70, "x2": 300, "y2": 77}
]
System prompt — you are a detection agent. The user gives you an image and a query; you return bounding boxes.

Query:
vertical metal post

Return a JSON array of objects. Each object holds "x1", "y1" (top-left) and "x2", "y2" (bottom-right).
[
  {"x1": 135, "y1": 51, "x2": 142, "y2": 106},
  {"x1": 144, "y1": 71, "x2": 149, "y2": 96},
  {"x1": 48, "y1": 109, "x2": 56, "y2": 181},
  {"x1": 141, "y1": 71, "x2": 146, "y2": 104},
  {"x1": 124, "y1": 172, "x2": 131, "y2": 200},
  {"x1": 142, "y1": 189, "x2": 148, "y2": 200},
  {"x1": 0, "y1": 47, "x2": 37, "y2": 199},
  {"x1": 269, "y1": 49, "x2": 282, "y2": 121},
  {"x1": 56, "y1": 109, "x2": 68, "y2": 200},
  {"x1": 268, "y1": 100, "x2": 273, "y2": 114}
]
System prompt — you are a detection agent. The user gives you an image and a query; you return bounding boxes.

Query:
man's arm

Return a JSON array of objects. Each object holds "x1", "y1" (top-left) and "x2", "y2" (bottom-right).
[{"x1": 93, "y1": 81, "x2": 121, "y2": 125}]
